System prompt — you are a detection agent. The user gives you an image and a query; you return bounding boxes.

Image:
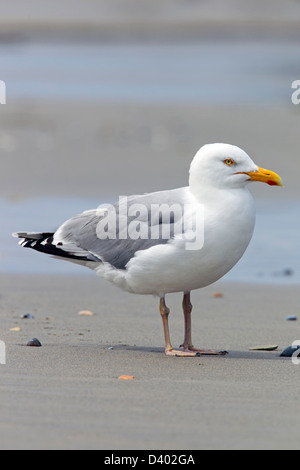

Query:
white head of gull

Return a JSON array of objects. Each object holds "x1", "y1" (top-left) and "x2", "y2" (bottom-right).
[{"x1": 14, "y1": 143, "x2": 283, "y2": 357}]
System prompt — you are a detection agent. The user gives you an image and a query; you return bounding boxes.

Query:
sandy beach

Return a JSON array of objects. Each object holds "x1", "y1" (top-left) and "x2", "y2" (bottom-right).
[
  {"x1": 0, "y1": 274, "x2": 299, "y2": 450},
  {"x1": 0, "y1": 0, "x2": 300, "y2": 451}
]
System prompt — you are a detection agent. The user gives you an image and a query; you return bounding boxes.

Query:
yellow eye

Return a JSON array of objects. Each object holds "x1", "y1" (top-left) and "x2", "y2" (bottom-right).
[{"x1": 224, "y1": 159, "x2": 235, "y2": 166}]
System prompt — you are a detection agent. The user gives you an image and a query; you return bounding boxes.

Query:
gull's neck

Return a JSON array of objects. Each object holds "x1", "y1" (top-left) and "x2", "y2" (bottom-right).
[{"x1": 189, "y1": 179, "x2": 254, "y2": 208}]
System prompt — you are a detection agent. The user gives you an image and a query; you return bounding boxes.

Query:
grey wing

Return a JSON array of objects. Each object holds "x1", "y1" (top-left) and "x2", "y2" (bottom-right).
[{"x1": 53, "y1": 189, "x2": 188, "y2": 270}]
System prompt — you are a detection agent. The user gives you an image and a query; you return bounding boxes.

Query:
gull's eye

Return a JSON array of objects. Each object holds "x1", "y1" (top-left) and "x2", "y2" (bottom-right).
[{"x1": 224, "y1": 159, "x2": 235, "y2": 166}]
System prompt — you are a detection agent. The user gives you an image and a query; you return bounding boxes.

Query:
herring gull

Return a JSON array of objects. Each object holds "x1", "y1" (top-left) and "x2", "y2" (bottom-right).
[{"x1": 13, "y1": 143, "x2": 283, "y2": 357}]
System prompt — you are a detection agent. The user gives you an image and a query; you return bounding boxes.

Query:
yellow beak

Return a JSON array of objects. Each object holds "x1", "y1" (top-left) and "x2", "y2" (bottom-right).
[{"x1": 239, "y1": 167, "x2": 283, "y2": 187}]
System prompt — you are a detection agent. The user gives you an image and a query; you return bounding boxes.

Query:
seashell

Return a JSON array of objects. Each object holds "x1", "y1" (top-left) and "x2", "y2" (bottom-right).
[
  {"x1": 78, "y1": 310, "x2": 94, "y2": 316},
  {"x1": 10, "y1": 327, "x2": 21, "y2": 332},
  {"x1": 249, "y1": 345, "x2": 278, "y2": 351},
  {"x1": 27, "y1": 338, "x2": 42, "y2": 347},
  {"x1": 213, "y1": 292, "x2": 224, "y2": 298}
]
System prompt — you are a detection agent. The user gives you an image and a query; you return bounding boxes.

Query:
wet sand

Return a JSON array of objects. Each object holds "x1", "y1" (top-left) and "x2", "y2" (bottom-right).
[
  {"x1": 0, "y1": 273, "x2": 299, "y2": 450},
  {"x1": 0, "y1": 101, "x2": 298, "y2": 202}
]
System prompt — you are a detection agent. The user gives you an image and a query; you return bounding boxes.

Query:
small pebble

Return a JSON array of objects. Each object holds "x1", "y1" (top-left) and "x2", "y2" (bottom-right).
[
  {"x1": 10, "y1": 327, "x2": 21, "y2": 332},
  {"x1": 78, "y1": 310, "x2": 94, "y2": 317},
  {"x1": 280, "y1": 345, "x2": 300, "y2": 357},
  {"x1": 286, "y1": 316, "x2": 297, "y2": 321},
  {"x1": 21, "y1": 313, "x2": 35, "y2": 320},
  {"x1": 108, "y1": 347, "x2": 114, "y2": 350},
  {"x1": 27, "y1": 338, "x2": 42, "y2": 347},
  {"x1": 118, "y1": 375, "x2": 135, "y2": 380}
]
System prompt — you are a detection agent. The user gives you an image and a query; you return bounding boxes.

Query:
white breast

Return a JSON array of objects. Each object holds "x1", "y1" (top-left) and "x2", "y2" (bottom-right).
[{"x1": 111, "y1": 187, "x2": 256, "y2": 297}]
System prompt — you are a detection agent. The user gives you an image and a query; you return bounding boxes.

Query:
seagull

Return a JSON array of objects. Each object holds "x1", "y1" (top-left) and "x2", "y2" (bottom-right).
[{"x1": 13, "y1": 143, "x2": 283, "y2": 357}]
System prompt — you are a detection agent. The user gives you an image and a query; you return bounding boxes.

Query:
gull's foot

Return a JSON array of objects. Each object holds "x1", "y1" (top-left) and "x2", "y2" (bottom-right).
[
  {"x1": 180, "y1": 345, "x2": 229, "y2": 356},
  {"x1": 165, "y1": 348, "x2": 201, "y2": 357}
]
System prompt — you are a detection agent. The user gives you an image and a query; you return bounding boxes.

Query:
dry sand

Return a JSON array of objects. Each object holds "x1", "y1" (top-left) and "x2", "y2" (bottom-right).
[{"x1": 0, "y1": 273, "x2": 299, "y2": 450}]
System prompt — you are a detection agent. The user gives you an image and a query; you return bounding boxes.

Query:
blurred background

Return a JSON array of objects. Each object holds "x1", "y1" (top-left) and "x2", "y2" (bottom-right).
[{"x1": 0, "y1": 0, "x2": 300, "y2": 281}]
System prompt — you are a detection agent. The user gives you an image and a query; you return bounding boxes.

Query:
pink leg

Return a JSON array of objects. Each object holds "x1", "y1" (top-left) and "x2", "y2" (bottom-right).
[
  {"x1": 159, "y1": 297, "x2": 200, "y2": 357},
  {"x1": 181, "y1": 292, "x2": 228, "y2": 356}
]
